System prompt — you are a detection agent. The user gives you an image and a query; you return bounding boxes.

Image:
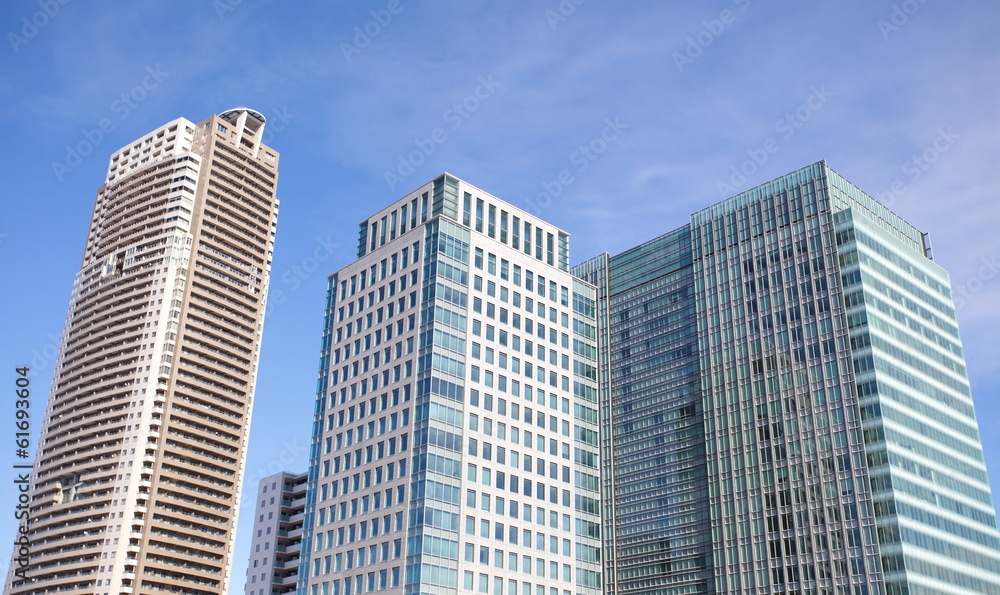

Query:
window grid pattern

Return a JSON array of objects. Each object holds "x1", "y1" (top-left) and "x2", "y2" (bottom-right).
[
  {"x1": 404, "y1": 218, "x2": 470, "y2": 594},
  {"x1": 313, "y1": 178, "x2": 595, "y2": 595},
  {"x1": 302, "y1": 223, "x2": 423, "y2": 592},
  {"x1": 689, "y1": 164, "x2": 883, "y2": 595},
  {"x1": 573, "y1": 226, "x2": 715, "y2": 595},
  {"x1": 836, "y1": 205, "x2": 1000, "y2": 595}
]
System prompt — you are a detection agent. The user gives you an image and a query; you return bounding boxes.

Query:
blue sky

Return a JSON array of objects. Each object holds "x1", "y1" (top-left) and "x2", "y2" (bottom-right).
[{"x1": 1, "y1": 0, "x2": 999, "y2": 590}]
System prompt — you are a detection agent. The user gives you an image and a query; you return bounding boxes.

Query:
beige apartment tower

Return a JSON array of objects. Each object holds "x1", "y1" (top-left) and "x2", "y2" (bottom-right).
[{"x1": 5, "y1": 109, "x2": 280, "y2": 595}]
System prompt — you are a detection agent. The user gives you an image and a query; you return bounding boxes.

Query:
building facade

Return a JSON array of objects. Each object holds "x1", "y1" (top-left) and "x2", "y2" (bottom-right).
[
  {"x1": 573, "y1": 228, "x2": 714, "y2": 595},
  {"x1": 300, "y1": 175, "x2": 602, "y2": 595},
  {"x1": 687, "y1": 164, "x2": 886, "y2": 594},
  {"x1": 576, "y1": 161, "x2": 1000, "y2": 595},
  {"x1": 245, "y1": 472, "x2": 308, "y2": 595},
  {"x1": 828, "y1": 172, "x2": 1000, "y2": 595},
  {"x1": 5, "y1": 109, "x2": 280, "y2": 595}
]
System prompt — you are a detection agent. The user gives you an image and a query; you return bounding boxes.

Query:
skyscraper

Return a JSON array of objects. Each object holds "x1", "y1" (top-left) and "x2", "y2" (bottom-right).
[
  {"x1": 574, "y1": 228, "x2": 715, "y2": 595},
  {"x1": 244, "y1": 471, "x2": 307, "y2": 595},
  {"x1": 577, "y1": 161, "x2": 1000, "y2": 595},
  {"x1": 6, "y1": 109, "x2": 280, "y2": 595},
  {"x1": 826, "y1": 169, "x2": 1000, "y2": 595},
  {"x1": 295, "y1": 163, "x2": 1000, "y2": 595},
  {"x1": 301, "y1": 175, "x2": 602, "y2": 595},
  {"x1": 685, "y1": 164, "x2": 887, "y2": 595}
]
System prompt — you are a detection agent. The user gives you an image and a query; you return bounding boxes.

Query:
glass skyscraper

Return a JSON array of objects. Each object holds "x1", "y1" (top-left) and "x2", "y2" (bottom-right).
[
  {"x1": 574, "y1": 228, "x2": 714, "y2": 595},
  {"x1": 298, "y1": 163, "x2": 1000, "y2": 595},
  {"x1": 829, "y1": 173, "x2": 1000, "y2": 595},
  {"x1": 688, "y1": 164, "x2": 886, "y2": 594},
  {"x1": 577, "y1": 161, "x2": 1000, "y2": 595}
]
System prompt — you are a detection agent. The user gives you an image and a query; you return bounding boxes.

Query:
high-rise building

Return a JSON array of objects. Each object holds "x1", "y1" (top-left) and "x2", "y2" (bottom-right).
[
  {"x1": 825, "y1": 168, "x2": 1000, "y2": 595},
  {"x1": 244, "y1": 471, "x2": 307, "y2": 595},
  {"x1": 6, "y1": 109, "x2": 280, "y2": 595},
  {"x1": 576, "y1": 161, "x2": 1000, "y2": 595},
  {"x1": 301, "y1": 175, "x2": 602, "y2": 595},
  {"x1": 573, "y1": 228, "x2": 715, "y2": 595},
  {"x1": 296, "y1": 163, "x2": 1000, "y2": 595}
]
